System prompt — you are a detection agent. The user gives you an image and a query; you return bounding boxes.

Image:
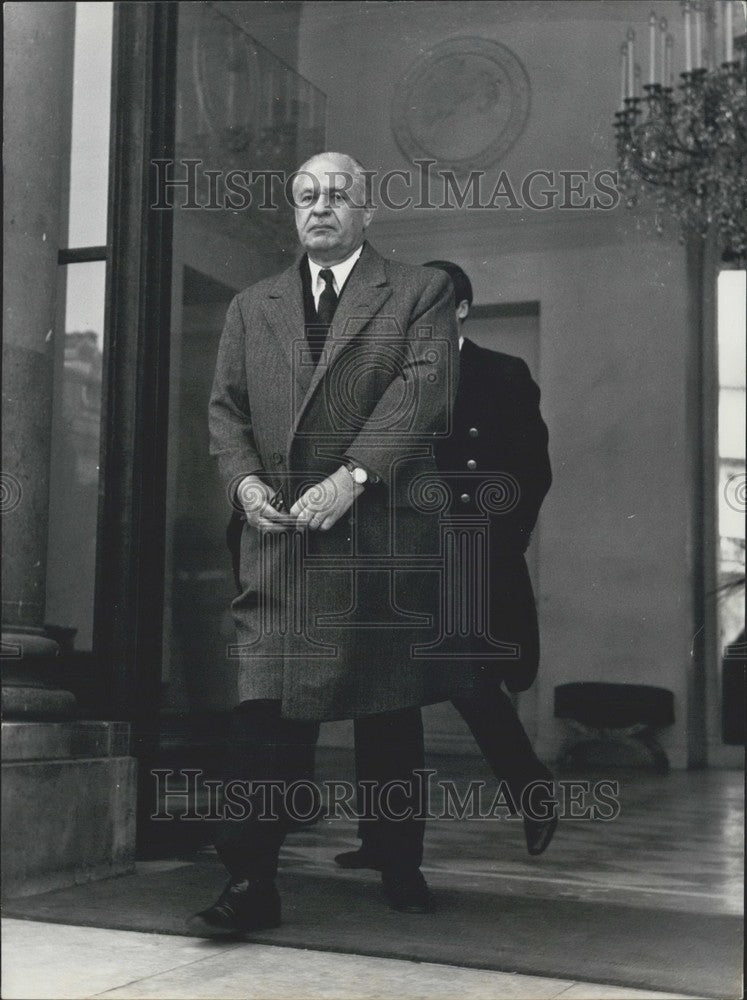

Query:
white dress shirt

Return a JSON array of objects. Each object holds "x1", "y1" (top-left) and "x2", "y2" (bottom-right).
[{"x1": 308, "y1": 244, "x2": 364, "y2": 310}]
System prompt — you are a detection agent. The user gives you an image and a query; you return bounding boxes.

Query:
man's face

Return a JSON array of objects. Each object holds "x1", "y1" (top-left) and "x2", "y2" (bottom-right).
[{"x1": 294, "y1": 156, "x2": 373, "y2": 265}]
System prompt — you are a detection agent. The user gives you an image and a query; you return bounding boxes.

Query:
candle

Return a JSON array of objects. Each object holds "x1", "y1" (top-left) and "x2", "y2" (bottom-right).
[
  {"x1": 705, "y1": 1, "x2": 716, "y2": 70},
  {"x1": 725, "y1": 0, "x2": 734, "y2": 63},
  {"x1": 695, "y1": 1, "x2": 703, "y2": 68},
  {"x1": 666, "y1": 34, "x2": 674, "y2": 86},
  {"x1": 620, "y1": 42, "x2": 628, "y2": 106},
  {"x1": 684, "y1": 1, "x2": 693, "y2": 72},
  {"x1": 660, "y1": 17, "x2": 667, "y2": 85},
  {"x1": 714, "y1": 0, "x2": 722, "y2": 63},
  {"x1": 627, "y1": 27, "x2": 636, "y2": 97},
  {"x1": 649, "y1": 12, "x2": 657, "y2": 84}
]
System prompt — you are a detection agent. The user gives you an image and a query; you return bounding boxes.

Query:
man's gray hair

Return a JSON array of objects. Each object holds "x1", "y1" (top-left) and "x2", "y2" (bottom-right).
[{"x1": 296, "y1": 151, "x2": 371, "y2": 206}]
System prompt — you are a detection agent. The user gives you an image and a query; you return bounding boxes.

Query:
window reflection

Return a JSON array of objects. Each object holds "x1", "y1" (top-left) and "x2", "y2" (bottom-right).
[
  {"x1": 161, "y1": 2, "x2": 327, "y2": 712},
  {"x1": 46, "y1": 262, "x2": 105, "y2": 649},
  {"x1": 66, "y1": 2, "x2": 113, "y2": 248}
]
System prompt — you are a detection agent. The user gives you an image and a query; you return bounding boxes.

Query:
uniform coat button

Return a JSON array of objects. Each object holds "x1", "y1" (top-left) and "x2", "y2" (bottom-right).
[
  {"x1": 460, "y1": 492, "x2": 471, "y2": 503},
  {"x1": 468, "y1": 427, "x2": 479, "y2": 438},
  {"x1": 271, "y1": 452, "x2": 283, "y2": 465},
  {"x1": 466, "y1": 459, "x2": 477, "y2": 470}
]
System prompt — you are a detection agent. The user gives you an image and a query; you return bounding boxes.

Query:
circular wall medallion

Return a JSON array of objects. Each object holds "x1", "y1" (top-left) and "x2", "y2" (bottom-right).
[{"x1": 391, "y1": 37, "x2": 531, "y2": 172}]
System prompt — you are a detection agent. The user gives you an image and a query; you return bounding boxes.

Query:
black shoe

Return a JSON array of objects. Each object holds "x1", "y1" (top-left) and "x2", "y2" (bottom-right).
[
  {"x1": 334, "y1": 848, "x2": 384, "y2": 871},
  {"x1": 381, "y1": 868, "x2": 435, "y2": 913},
  {"x1": 524, "y1": 813, "x2": 559, "y2": 856},
  {"x1": 187, "y1": 879, "x2": 281, "y2": 938}
]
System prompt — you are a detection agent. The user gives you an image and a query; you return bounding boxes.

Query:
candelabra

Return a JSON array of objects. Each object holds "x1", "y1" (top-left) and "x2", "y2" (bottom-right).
[{"x1": 614, "y1": 3, "x2": 746, "y2": 262}]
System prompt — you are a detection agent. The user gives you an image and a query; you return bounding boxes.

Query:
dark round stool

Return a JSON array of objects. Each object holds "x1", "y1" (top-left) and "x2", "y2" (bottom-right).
[{"x1": 554, "y1": 682, "x2": 675, "y2": 772}]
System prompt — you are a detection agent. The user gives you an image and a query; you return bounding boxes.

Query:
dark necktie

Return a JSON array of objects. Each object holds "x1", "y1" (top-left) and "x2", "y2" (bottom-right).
[
  {"x1": 307, "y1": 268, "x2": 338, "y2": 366},
  {"x1": 316, "y1": 268, "x2": 338, "y2": 326}
]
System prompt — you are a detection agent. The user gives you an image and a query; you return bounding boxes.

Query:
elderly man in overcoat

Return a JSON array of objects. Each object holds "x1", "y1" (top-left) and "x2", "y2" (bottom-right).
[{"x1": 190, "y1": 153, "x2": 465, "y2": 936}]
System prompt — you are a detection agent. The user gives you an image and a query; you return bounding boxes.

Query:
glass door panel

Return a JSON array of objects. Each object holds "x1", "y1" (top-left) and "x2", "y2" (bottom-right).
[{"x1": 160, "y1": 3, "x2": 326, "y2": 744}]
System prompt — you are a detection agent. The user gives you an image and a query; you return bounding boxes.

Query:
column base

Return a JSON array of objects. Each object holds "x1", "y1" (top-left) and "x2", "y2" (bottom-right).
[
  {"x1": 1, "y1": 721, "x2": 137, "y2": 899},
  {"x1": 1, "y1": 625, "x2": 76, "y2": 719}
]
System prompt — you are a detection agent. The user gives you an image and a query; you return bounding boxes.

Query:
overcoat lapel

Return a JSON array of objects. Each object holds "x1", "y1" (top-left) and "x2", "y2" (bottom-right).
[{"x1": 261, "y1": 254, "x2": 308, "y2": 390}]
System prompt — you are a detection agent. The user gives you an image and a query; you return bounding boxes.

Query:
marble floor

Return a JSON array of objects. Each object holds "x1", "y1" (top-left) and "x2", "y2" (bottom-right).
[
  {"x1": 2, "y1": 764, "x2": 743, "y2": 1000},
  {"x1": 2, "y1": 918, "x2": 692, "y2": 1000}
]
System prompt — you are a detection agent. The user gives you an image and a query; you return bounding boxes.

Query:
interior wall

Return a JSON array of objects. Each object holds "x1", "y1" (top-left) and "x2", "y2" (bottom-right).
[
  {"x1": 296, "y1": 0, "x2": 698, "y2": 766},
  {"x1": 296, "y1": 0, "x2": 685, "y2": 219}
]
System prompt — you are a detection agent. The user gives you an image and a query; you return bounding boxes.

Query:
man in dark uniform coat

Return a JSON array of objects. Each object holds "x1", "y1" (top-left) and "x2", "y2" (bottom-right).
[
  {"x1": 336, "y1": 260, "x2": 557, "y2": 873},
  {"x1": 191, "y1": 155, "x2": 467, "y2": 935}
]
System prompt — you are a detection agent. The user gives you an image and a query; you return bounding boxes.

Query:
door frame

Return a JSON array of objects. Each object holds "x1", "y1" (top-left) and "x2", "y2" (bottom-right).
[{"x1": 94, "y1": 2, "x2": 177, "y2": 761}]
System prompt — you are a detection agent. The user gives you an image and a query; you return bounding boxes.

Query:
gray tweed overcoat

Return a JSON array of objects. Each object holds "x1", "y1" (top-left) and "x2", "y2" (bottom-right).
[{"x1": 208, "y1": 241, "x2": 471, "y2": 721}]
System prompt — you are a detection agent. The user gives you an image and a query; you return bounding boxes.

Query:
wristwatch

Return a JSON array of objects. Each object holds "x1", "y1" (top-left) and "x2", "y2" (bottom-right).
[{"x1": 343, "y1": 458, "x2": 370, "y2": 486}]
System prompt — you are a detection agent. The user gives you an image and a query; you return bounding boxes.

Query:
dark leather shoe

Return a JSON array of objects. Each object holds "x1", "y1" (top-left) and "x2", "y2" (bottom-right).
[
  {"x1": 524, "y1": 813, "x2": 559, "y2": 856},
  {"x1": 334, "y1": 848, "x2": 383, "y2": 871},
  {"x1": 381, "y1": 868, "x2": 435, "y2": 913},
  {"x1": 187, "y1": 879, "x2": 281, "y2": 937}
]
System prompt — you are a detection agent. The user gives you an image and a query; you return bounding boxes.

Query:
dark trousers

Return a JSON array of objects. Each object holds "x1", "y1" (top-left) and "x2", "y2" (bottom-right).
[
  {"x1": 216, "y1": 699, "x2": 425, "y2": 881},
  {"x1": 353, "y1": 707, "x2": 425, "y2": 870},
  {"x1": 452, "y1": 677, "x2": 551, "y2": 805},
  {"x1": 355, "y1": 676, "x2": 550, "y2": 852}
]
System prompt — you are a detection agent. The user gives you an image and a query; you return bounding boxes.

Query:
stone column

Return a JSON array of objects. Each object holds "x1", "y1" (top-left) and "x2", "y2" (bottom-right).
[
  {"x1": 2, "y1": 2, "x2": 76, "y2": 716},
  {"x1": 2, "y1": 6, "x2": 138, "y2": 900}
]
